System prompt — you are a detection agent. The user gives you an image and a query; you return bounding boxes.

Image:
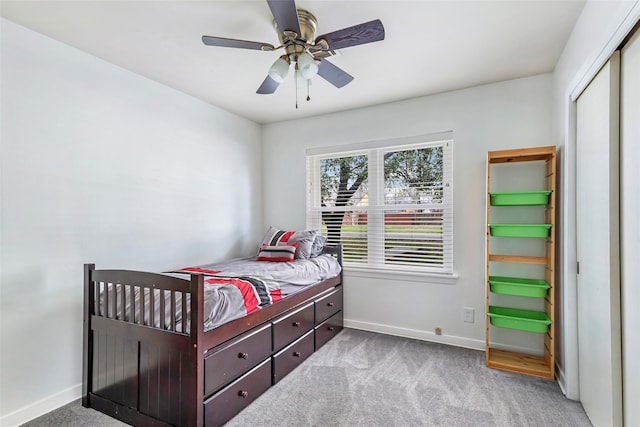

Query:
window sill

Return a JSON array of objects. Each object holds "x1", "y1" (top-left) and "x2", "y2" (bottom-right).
[{"x1": 343, "y1": 266, "x2": 459, "y2": 285}]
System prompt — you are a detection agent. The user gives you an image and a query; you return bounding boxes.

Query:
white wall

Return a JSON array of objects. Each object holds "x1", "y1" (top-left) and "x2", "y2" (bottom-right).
[
  {"x1": 0, "y1": 19, "x2": 263, "y2": 426},
  {"x1": 551, "y1": 0, "x2": 639, "y2": 400},
  {"x1": 262, "y1": 74, "x2": 552, "y2": 351}
]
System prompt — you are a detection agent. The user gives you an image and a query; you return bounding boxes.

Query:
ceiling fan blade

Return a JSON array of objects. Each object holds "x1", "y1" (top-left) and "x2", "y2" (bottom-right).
[
  {"x1": 267, "y1": 0, "x2": 301, "y2": 36},
  {"x1": 257, "y1": 75, "x2": 281, "y2": 94},
  {"x1": 202, "y1": 35, "x2": 274, "y2": 51},
  {"x1": 317, "y1": 59, "x2": 354, "y2": 88},
  {"x1": 315, "y1": 19, "x2": 385, "y2": 51}
]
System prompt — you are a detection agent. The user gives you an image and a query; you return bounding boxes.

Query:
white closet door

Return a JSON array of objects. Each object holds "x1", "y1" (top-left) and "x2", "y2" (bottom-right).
[
  {"x1": 621, "y1": 28, "x2": 640, "y2": 427},
  {"x1": 576, "y1": 51, "x2": 623, "y2": 427}
]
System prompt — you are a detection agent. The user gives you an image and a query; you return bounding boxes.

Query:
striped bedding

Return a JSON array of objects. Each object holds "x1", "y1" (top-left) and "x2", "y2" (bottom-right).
[
  {"x1": 169, "y1": 253, "x2": 341, "y2": 331},
  {"x1": 98, "y1": 254, "x2": 341, "y2": 333}
]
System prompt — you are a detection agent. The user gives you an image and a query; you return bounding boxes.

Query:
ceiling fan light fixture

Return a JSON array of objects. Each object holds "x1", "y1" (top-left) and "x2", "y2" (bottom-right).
[
  {"x1": 268, "y1": 55, "x2": 290, "y2": 83},
  {"x1": 201, "y1": 0, "x2": 385, "y2": 95},
  {"x1": 297, "y1": 52, "x2": 318, "y2": 80}
]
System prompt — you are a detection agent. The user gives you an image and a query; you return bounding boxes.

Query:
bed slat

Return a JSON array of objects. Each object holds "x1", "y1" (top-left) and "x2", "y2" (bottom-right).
[
  {"x1": 141, "y1": 288, "x2": 146, "y2": 326},
  {"x1": 93, "y1": 281, "x2": 99, "y2": 318},
  {"x1": 130, "y1": 285, "x2": 136, "y2": 324},
  {"x1": 160, "y1": 290, "x2": 166, "y2": 330},
  {"x1": 104, "y1": 282, "x2": 109, "y2": 317},
  {"x1": 170, "y1": 291, "x2": 177, "y2": 332},
  {"x1": 112, "y1": 284, "x2": 118, "y2": 320},
  {"x1": 120, "y1": 284, "x2": 126, "y2": 320},
  {"x1": 181, "y1": 292, "x2": 187, "y2": 334},
  {"x1": 149, "y1": 289, "x2": 155, "y2": 328}
]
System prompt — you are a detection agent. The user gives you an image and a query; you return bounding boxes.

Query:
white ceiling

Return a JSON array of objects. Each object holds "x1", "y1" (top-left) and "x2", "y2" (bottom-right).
[{"x1": 1, "y1": 0, "x2": 585, "y2": 124}]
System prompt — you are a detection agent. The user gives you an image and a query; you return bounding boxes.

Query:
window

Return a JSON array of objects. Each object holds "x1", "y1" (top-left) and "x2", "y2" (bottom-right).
[{"x1": 306, "y1": 133, "x2": 453, "y2": 274}]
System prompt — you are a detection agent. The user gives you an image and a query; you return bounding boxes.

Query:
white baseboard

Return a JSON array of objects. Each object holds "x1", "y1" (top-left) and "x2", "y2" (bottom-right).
[
  {"x1": 344, "y1": 319, "x2": 485, "y2": 351},
  {"x1": 0, "y1": 384, "x2": 81, "y2": 427}
]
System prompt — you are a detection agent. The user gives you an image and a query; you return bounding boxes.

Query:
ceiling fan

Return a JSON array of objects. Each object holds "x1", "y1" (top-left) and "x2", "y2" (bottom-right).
[{"x1": 202, "y1": 0, "x2": 385, "y2": 95}]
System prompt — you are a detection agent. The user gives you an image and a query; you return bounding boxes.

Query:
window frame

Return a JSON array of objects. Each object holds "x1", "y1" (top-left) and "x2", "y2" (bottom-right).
[{"x1": 306, "y1": 132, "x2": 454, "y2": 277}]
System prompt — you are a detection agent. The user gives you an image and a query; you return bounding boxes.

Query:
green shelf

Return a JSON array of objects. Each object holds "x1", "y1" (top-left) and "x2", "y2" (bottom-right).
[
  {"x1": 490, "y1": 191, "x2": 552, "y2": 206},
  {"x1": 489, "y1": 224, "x2": 552, "y2": 238},
  {"x1": 488, "y1": 306, "x2": 551, "y2": 333},
  {"x1": 489, "y1": 276, "x2": 550, "y2": 298}
]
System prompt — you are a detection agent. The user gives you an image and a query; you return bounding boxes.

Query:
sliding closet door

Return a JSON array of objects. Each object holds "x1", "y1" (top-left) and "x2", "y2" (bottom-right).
[
  {"x1": 621, "y1": 28, "x2": 640, "y2": 427},
  {"x1": 575, "y1": 52, "x2": 622, "y2": 427}
]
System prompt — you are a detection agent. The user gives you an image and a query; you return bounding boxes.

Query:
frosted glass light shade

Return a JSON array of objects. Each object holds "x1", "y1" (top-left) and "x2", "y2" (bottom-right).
[
  {"x1": 297, "y1": 52, "x2": 318, "y2": 80},
  {"x1": 268, "y1": 57, "x2": 290, "y2": 83}
]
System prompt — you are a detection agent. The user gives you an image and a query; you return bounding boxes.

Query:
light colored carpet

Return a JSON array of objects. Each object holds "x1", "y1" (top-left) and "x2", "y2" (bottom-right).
[
  {"x1": 227, "y1": 329, "x2": 590, "y2": 427},
  {"x1": 22, "y1": 328, "x2": 591, "y2": 427}
]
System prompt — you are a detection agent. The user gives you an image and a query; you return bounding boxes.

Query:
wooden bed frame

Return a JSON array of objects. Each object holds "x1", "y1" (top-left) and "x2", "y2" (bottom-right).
[{"x1": 82, "y1": 246, "x2": 343, "y2": 426}]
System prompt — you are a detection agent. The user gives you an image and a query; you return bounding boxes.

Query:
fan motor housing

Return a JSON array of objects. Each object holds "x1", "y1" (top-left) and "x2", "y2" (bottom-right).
[{"x1": 275, "y1": 9, "x2": 317, "y2": 45}]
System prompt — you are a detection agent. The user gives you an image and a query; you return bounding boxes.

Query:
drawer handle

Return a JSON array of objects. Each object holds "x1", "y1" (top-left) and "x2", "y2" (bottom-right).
[
  {"x1": 328, "y1": 326, "x2": 335, "y2": 331},
  {"x1": 238, "y1": 352, "x2": 248, "y2": 359},
  {"x1": 292, "y1": 321, "x2": 301, "y2": 327},
  {"x1": 238, "y1": 390, "x2": 248, "y2": 398},
  {"x1": 293, "y1": 351, "x2": 302, "y2": 357},
  {"x1": 327, "y1": 302, "x2": 334, "y2": 307}
]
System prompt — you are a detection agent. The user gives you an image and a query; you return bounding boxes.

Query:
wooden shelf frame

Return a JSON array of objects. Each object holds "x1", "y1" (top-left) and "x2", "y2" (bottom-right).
[
  {"x1": 487, "y1": 254, "x2": 547, "y2": 264},
  {"x1": 486, "y1": 348, "x2": 554, "y2": 379},
  {"x1": 485, "y1": 146, "x2": 556, "y2": 379}
]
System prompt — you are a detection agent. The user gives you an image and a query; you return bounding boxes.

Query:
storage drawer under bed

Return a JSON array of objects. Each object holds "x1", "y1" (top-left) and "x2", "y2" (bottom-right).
[
  {"x1": 204, "y1": 358, "x2": 272, "y2": 426},
  {"x1": 272, "y1": 331, "x2": 315, "y2": 384},
  {"x1": 272, "y1": 302, "x2": 314, "y2": 351},
  {"x1": 204, "y1": 323, "x2": 272, "y2": 396},
  {"x1": 314, "y1": 286, "x2": 343, "y2": 324},
  {"x1": 315, "y1": 310, "x2": 343, "y2": 350}
]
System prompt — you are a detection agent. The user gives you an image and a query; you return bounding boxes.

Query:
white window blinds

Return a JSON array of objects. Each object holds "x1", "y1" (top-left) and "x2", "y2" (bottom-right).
[{"x1": 306, "y1": 134, "x2": 453, "y2": 274}]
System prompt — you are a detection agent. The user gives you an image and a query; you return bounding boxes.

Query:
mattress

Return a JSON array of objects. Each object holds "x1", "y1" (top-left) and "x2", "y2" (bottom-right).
[{"x1": 99, "y1": 254, "x2": 342, "y2": 333}]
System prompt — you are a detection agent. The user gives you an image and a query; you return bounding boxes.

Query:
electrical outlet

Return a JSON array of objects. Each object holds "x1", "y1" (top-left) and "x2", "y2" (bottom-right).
[
  {"x1": 463, "y1": 307, "x2": 475, "y2": 323},
  {"x1": 435, "y1": 327, "x2": 442, "y2": 335}
]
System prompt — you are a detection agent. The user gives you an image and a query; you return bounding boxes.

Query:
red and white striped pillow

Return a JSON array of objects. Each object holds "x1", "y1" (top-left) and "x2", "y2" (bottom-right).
[{"x1": 256, "y1": 243, "x2": 298, "y2": 262}]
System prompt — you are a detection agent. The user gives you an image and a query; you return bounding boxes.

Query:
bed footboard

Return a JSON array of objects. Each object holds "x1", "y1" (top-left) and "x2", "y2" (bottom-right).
[{"x1": 82, "y1": 264, "x2": 206, "y2": 426}]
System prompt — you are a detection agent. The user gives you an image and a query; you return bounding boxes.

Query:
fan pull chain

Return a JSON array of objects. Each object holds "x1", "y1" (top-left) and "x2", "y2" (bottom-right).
[
  {"x1": 295, "y1": 68, "x2": 299, "y2": 109},
  {"x1": 307, "y1": 79, "x2": 311, "y2": 102}
]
